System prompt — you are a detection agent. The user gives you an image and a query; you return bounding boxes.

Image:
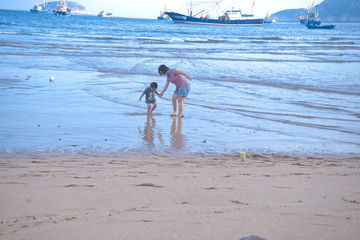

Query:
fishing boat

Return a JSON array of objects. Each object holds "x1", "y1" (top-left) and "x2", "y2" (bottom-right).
[
  {"x1": 264, "y1": 10, "x2": 276, "y2": 24},
  {"x1": 165, "y1": 0, "x2": 264, "y2": 26},
  {"x1": 306, "y1": 1, "x2": 320, "y2": 26},
  {"x1": 53, "y1": 0, "x2": 71, "y2": 16},
  {"x1": 30, "y1": 0, "x2": 49, "y2": 13},
  {"x1": 304, "y1": 1, "x2": 335, "y2": 29},
  {"x1": 98, "y1": 9, "x2": 113, "y2": 17},
  {"x1": 306, "y1": 24, "x2": 335, "y2": 29},
  {"x1": 158, "y1": 7, "x2": 171, "y2": 20},
  {"x1": 299, "y1": 16, "x2": 307, "y2": 24}
]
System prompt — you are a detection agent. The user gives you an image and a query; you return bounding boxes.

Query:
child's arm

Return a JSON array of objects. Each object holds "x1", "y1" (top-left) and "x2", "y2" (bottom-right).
[
  {"x1": 159, "y1": 81, "x2": 170, "y2": 98},
  {"x1": 175, "y1": 70, "x2": 193, "y2": 81},
  {"x1": 139, "y1": 92, "x2": 145, "y2": 101}
]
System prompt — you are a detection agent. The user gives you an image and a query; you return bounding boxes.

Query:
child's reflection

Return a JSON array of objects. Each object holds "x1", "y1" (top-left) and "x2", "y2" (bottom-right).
[
  {"x1": 140, "y1": 116, "x2": 156, "y2": 145},
  {"x1": 170, "y1": 117, "x2": 187, "y2": 149},
  {"x1": 138, "y1": 116, "x2": 164, "y2": 146}
]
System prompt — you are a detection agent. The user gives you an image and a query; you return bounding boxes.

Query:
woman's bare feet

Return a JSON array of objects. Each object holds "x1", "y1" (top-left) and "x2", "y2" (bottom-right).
[{"x1": 170, "y1": 112, "x2": 177, "y2": 116}]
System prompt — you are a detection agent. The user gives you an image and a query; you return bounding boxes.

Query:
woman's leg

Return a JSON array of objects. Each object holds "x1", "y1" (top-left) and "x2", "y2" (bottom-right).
[
  {"x1": 177, "y1": 96, "x2": 186, "y2": 117},
  {"x1": 171, "y1": 93, "x2": 178, "y2": 116}
]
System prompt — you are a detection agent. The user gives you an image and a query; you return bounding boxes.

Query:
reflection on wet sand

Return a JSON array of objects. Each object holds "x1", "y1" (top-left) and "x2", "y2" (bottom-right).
[
  {"x1": 138, "y1": 116, "x2": 164, "y2": 147},
  {"x1": 139, "y1": 116, "x2": 157, "y2": 146},
  {"x1": 170, "y1": 117, "x2": 187, "y2": 150},
  {"x1": 138, "y1": 116, "x2": 186, "y2": 150}
]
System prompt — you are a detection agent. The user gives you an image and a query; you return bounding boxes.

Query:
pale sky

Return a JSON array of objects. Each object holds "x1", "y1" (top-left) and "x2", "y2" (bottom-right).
[{"x1": 1, "y1": 0, "x2": 323, "y2": 19}]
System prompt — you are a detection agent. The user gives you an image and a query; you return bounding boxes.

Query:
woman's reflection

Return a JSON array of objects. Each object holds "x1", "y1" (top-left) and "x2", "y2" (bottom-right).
[{"x1": 170, "y1": 116, "x2": 187, "y2": 150}]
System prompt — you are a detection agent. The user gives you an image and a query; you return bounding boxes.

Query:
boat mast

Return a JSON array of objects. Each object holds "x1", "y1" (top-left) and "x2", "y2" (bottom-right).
[
  {"x1": 190, "y1": 1, "x2": 193, "y2": 17},
  {"x1": 187, "y1": 0, "x2": 224, "y2": 18}
]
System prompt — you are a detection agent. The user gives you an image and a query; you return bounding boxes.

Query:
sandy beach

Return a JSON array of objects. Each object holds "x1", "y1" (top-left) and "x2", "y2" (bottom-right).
[
  {"x1": 1, "y1": 10, "x2": 360, "y2": 239},
  {"x1": 1, "y1": 152, "x2": 359, "y2": 239}
]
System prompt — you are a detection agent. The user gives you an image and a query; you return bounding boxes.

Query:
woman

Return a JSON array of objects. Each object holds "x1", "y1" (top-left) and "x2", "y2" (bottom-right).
[{"x1": 158, "y1": 64, "x2": 193, "y2": 117}]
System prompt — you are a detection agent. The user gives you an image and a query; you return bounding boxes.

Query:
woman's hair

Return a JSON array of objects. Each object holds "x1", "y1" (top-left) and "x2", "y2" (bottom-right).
[{"x1": 158, "y1": 65, "x2": 169, "y2": 75}]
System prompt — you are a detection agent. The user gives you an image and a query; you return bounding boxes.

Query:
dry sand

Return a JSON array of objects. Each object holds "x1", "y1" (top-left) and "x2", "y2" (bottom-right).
[{"x1": 1, "y1": 152, "x2": 360, "y2": 239}]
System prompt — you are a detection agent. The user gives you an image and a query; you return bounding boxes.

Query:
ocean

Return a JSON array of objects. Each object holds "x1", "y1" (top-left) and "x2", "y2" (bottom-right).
[{"x1": 0, "y1": 9, "x2": 359, "y2": 156}]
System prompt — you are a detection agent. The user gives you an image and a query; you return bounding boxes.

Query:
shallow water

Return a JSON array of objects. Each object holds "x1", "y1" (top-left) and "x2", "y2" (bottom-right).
[{"x1": 1, "y1": 9, "x2": 359, "y2": 155}]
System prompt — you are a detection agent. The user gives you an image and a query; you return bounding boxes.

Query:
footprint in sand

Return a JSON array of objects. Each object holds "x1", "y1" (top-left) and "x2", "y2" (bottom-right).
[
  {"x1": 136, "y1": 183, "x2": 163, "y2": 188},
  {"x1": 64, "y1": 184, "x2": 94, "y2": 187}
]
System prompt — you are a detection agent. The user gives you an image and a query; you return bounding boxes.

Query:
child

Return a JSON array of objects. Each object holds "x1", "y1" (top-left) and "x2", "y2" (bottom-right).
[
  {"x1": 139, "y1": 82, "x2": 160, "y2": 115},
  {"x1": 158, "y1": 64, "x2": 192, "y2": 117}
]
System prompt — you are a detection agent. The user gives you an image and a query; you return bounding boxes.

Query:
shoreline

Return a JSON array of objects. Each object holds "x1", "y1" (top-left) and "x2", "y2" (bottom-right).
[
  {"x1": 1, "y1": 152, "x2": 360, "y2": 239},
  {"x1": 1, "y1": 149, "x2": 360, "y2": 159}
]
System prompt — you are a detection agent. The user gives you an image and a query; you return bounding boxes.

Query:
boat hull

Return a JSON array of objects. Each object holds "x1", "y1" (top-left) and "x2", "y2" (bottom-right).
[
  {"x1": 53, "y1": 11, "x2": 70, "y2": 16},
  {"x1": 306, "y1": 24, "x2": 335, "y2": 29},
  {"x1": 307, "y1": 20, "x2": 321, "y2": 25},
  {"x1": 158, "y1": 16, "x2": 171, "y2": 21},
  {"x1": 165, "y1": 12, "x2": 263, "y2": 26},
  {"x1": 30, "y1": 9, "x2": 48, "y2": 13},
  {"x1": 264, "y1": 20, "x2": 276, "y2": 24}
]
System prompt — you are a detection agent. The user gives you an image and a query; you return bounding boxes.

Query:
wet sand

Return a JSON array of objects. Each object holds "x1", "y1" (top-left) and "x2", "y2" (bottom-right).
[
  {"x1": 1, "y1": 152, "x2": 359, "y2": 239},
  {"x1": 2, "y1": 70, "x2": 359, "y2": 156}
]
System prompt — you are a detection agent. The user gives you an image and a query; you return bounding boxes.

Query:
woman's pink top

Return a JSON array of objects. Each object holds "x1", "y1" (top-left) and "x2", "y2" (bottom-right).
[{"x1": 167, "y1": 68, "x2": 190, "y2": 92}]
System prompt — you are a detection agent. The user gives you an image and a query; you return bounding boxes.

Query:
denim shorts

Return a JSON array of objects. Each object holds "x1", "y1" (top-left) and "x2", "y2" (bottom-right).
[{"x1": 174, "y1": 85, "x2": 190, "y2": 97}]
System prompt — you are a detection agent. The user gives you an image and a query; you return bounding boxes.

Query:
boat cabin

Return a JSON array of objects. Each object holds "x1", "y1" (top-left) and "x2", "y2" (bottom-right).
[{"x1": 225, "y1": 9, "x2": 254, "y2": 20}]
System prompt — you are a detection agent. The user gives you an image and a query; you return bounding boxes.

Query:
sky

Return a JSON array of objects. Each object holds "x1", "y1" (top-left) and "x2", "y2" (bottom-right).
[{"x1": 1, "y1": 0, "x2": 324, "y2": 19}]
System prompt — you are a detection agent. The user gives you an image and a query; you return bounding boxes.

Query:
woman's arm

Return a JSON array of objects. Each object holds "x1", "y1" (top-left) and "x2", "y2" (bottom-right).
[
  {"x1": 175, "y1": 70, "x2": 193, "y2": 81},
  {"x1": 159, "y1": 81, "x2": 170, "y2": 98}
]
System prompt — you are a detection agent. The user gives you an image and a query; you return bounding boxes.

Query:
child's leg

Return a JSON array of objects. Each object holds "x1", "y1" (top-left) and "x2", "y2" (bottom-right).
[
  {"x1": 177, "y1": 96, "x2": 186, "y2": 117},
  {"x1": 171, "y1": 93, "x2": 178, "y2": 116},
  {"x1": 147, "y1": 103, "x2": 152, "y2": 115},
  {"x1": 150, "y1": 102, "x2": 157, "y2": 114}
]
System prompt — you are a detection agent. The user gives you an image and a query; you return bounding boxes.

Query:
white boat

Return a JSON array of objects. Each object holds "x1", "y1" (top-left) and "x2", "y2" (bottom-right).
[{"x1": 98, "y1": 9, "x2": 113, "y2": 17}]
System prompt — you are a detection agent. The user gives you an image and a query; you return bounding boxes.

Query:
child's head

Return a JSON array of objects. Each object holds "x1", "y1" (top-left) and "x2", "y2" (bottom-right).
[
  {"x1": 150, "y1": 82, "x2": 158, "y2": 91},
  {"x1": 158, "y1": 65, "x2": 169, "y2": 76}
]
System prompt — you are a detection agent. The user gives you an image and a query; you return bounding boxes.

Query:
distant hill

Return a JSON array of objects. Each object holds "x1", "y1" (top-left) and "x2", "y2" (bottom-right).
[
  {"x1": 317, "y1": 0, "x2": 360, "y2": 21},
  {"x1": 271, "y1": 8, "x2": 307, "y2": 22},
  {"x1": 45, "y1": 1, "x2": 94, "y2": 15},
  {"x1": 272, "y1": 0, "x2": 360, "y2": 22}
]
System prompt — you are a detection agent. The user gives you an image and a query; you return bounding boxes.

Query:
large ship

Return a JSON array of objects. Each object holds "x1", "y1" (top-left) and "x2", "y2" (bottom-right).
[
  {"x1": 30, "y1": 0, "x2": 49, "y2": 13},
  {"x1": 53, "y1": 0, "x2": 71, "y2": 16},
  {"x1": 165, "y1": 0, "x2": 263, "y2": 26}
]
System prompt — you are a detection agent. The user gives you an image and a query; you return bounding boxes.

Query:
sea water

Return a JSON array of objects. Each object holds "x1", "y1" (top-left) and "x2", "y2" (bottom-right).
[{"x1": 0, "y1": 9, "x2": 359, "y2": 155}]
